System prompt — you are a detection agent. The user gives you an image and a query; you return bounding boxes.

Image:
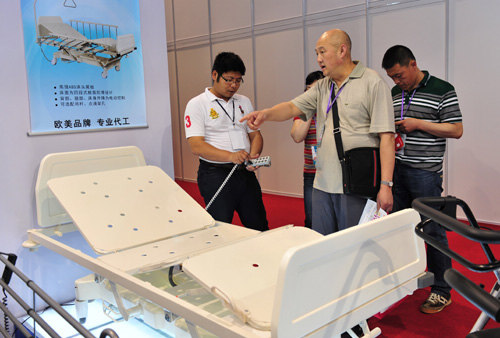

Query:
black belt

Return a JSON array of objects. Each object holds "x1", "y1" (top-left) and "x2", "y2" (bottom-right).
[{"x1": 200, "y1": 159, "x2": 246, "y2": 170}]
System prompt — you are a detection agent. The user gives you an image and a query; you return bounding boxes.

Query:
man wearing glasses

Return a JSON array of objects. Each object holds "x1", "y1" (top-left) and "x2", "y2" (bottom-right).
[{"x1": 184, "y1": 52, "x2": 268, "y2": 231}]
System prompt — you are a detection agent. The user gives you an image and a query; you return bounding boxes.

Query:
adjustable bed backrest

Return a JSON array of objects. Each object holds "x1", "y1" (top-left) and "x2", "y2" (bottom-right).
[
  {"x1": 272, "y1": 209, "x2": 426, "y2": 337},
  {"x1": 36, "y1": 146, "x2": 146, "y2": 227},
  {"x1": 37, "y1": 16, "x2": 87, "y2": 41}
]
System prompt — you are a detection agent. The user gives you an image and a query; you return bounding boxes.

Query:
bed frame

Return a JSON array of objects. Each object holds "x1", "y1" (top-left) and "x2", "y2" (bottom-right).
[{"x1": 24, "y1": 146, "x2": 431, "y2": 337}]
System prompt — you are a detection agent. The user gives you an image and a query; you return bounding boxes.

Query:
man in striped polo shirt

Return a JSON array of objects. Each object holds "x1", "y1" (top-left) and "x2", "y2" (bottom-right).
[{"x1": 382, "y1": 45, "x2": 463, "y2": 314}]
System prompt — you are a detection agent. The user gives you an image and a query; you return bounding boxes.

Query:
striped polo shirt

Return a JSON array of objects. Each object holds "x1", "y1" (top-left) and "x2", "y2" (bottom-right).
[
  {"x1": 294, "y1": 116, "x2": 317, "y2": 174},
  {"x1": 392, "y1": 71, "x2": 462, "y2": 173}
]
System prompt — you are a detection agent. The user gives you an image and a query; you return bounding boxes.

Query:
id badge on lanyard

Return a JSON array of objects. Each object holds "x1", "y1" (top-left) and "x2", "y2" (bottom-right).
[
  {"x1": 397, "y1": 89, "x2": 416, "y2": 154},
  {"x1": 228, "y1": 127, "x2": 247, "y2": 150}
]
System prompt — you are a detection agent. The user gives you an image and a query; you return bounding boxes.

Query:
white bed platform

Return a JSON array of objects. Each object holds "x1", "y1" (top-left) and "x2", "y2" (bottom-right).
[{"x1": 24, "y1": 146, "x2": 430, "y2": 338}]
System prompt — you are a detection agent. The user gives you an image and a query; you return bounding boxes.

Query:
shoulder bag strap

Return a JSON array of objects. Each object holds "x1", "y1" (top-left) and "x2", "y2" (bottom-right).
[{"x1": 331, "y1": 87, "x2": 345, "y2": 162}]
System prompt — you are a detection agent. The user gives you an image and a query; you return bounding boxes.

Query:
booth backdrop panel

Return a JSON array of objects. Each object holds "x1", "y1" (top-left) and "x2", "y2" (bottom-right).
[
  {"x1": 255, "y1": 29, "x2": 305, "y2": 196},
  {"x1": 447, "y1": 0, "x2": 500, "y2": 224},
  {"x1": 210, "y1": 0, "x2": 252, "y2": 34},
  {"x1": 254, "y1": 0, "x2": 302, "y2": 26},
  {"x1": 172, "y1": 0, "x2": 209, "y2": 41},
  {"x1": 306, "y1": 0, "x2": 365, "y2": 15},
  {"x1": 164, "y1": 0, "x2": 175, "y2": 43},
  {"x1": 176, "y1": 46, "x2": 212, "y2": 181},
  {"x1": 168, "y1": 50, "x2": 183, "y2": 179},
  {"x1": 370, "y1": 2, "x2": 446, "y2": 84}
]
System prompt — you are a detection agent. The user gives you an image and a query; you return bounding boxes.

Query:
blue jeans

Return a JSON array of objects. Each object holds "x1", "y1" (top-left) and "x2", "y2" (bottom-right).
[
  {"x1": 393, "y1": 163, "x2": 451, "y2": 297},
  {"x1": 311, "y1": 189, "x2": 367, "y2": 235},
  {"x1": 303, "y1": 172, "x2": 315, "y2": 228}
]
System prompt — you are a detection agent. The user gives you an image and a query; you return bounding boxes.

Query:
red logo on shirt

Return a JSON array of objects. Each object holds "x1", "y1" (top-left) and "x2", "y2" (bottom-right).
[{"x1": 185, "y1": 115, "x2": 191, "y2": 128}]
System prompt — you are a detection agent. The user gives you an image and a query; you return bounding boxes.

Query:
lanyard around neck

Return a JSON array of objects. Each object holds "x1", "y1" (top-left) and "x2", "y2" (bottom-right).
[
  {"x1": 326, "y1": 82, "x2": 346, "y2": 118},
  {"x1": 400, "y1": 89, "x2": 416, "y2": 120},
  {"x1": 216, "y1": 100, "x2": 235, "y2": 126}
]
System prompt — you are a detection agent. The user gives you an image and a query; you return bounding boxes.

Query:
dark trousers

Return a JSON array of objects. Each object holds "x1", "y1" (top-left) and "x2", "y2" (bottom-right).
[
  {"x1": 197, "y1": 160, "x2": 269, "y2": 231},
  {"x1": 303, "y1": 172, "x2": 315, "y2": 228},
  {"x1": 393, "y1": 162, "x2": 451, "y2": 297}
]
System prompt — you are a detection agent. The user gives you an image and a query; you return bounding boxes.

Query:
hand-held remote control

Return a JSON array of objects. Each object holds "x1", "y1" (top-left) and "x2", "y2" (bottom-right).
[{"x1": 247, "y1": 156, "x2": 271, "y2": 167}]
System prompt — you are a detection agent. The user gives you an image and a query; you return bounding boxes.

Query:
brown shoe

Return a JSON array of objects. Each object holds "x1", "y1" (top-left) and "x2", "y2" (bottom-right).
[{"x1": 420, "y1": 292, "x2": 452, "y2": 314}]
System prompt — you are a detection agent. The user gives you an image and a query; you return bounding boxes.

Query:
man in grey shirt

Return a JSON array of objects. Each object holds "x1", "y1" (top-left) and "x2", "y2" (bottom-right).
[{"x1": 241, "y1": 29, "x2": 395, "y2": 234}]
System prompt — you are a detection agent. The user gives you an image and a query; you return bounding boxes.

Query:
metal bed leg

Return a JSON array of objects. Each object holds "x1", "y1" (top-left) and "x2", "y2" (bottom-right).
[{"x1": 186, "y1": 320, "x2": 201, "y2": 338}]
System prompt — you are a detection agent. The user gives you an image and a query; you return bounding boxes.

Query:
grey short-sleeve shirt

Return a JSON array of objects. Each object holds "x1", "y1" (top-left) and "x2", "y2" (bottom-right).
[{"x1": 291, "y1": 62, "x2": 394, "y2": 193}]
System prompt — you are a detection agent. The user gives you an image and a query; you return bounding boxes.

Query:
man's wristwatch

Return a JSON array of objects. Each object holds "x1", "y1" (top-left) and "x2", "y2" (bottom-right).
[{"x1": 381, "y1": 180, "x2": 393, "y2": 188}]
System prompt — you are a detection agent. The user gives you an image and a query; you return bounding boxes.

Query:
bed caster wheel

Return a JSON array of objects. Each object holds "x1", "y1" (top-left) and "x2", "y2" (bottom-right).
[
  {"x1": 115, "y1": 65, "x2": 120, "y2": 71},
  {"x1": 79, "y1": 317, "x2": 87, "y2": 324},
  {"x1": 101, "y1": 70, "x2": 108, "y2": 79},
  {"x1": 51, "y1": 57, "x2": 57, "y2": 65}
]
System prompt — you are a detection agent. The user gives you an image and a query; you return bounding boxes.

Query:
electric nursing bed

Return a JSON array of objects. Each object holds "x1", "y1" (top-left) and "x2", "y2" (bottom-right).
[
  {"x1": 23, "y1": 146, "x2": 431, "y2": 337},
  {"x1": 36, "y1": 16, "x2": 136, "y2": 78}
]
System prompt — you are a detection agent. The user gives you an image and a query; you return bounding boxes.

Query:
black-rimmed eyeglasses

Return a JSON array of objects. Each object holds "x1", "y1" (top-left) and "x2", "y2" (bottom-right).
[{"x1": 220, "y1": 74, "x2": 244, "y2": 85}]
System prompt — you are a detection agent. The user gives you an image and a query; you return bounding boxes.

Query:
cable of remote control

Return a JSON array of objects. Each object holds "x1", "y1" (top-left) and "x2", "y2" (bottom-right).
[{"x1": 205, "y1": 163, "x2": 239, "y2": 211}]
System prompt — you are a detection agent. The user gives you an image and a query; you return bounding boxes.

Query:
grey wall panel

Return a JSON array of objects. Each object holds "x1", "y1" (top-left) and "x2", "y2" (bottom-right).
[
  {"x1": 176, "y1": 46, "x2": 212, "y2": 181},
  {"x1": 254, "y1": 0, "x2": 302, "y2": 25},
  {"x1": 255, "y1": 29, "x2": 305, "y2": 196},
  {"x1": 210, "y1": 0, "x2": 252, "y2": 33},
  {"x1": 370, "y1": 2, "x2": 446, "y2": 86},
  {"x1": 306, "y1": 0, "x2": 365, "y2": 14},
  {"x1": 172, "y1": 0, "x2": 209, "y2": 40},
  {"x1": 164, "y1": 0, "x2": 175, "y2": 42},
  {"x1": 168, "y1": 51, "x2": 183, "y2": 178},
  {"x1": 447, "y1": 0, "x2": 500, "y2": 224}
]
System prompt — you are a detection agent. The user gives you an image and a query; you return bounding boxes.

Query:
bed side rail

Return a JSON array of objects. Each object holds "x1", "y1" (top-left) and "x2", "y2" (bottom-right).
[
  {"x1": 0, "y1": 252, "x2": 119, "y2": 337},
  {"x1": 412, "y1": 196, "x2": 500, "y2": 272}
]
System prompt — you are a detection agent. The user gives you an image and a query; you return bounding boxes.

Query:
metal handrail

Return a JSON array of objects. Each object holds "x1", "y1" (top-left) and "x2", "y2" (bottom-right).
[{"x1": 0, "y1": 254, "x2": 119, "y2": 337}]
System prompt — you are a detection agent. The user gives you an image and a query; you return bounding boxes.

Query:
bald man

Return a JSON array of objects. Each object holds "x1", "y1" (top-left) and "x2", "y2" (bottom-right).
[{"x1": 241, "y1": 29, "x2": 395, "y2": 235}]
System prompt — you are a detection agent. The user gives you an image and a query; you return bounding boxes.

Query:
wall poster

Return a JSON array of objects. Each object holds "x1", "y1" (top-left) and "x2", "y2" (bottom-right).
[{"x1": 21, "y1": 0, "x2": 147, "y2": 135}]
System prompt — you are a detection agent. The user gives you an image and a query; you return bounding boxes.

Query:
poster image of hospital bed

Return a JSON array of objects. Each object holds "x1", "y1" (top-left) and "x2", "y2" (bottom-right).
[{"x1": 36, "y1": 15, "x2": 137, "y2": 78}]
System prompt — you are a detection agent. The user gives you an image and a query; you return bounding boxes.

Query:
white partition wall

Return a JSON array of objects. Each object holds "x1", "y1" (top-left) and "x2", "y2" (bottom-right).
[
  {"x1": 167, "y1": 0, "x2": 500, "y2": 224},
  {"x1": 447, "y1": 0, "x2": 500, "y2": 224},
  {"x1": 255, "y1": 29, "x2": 305, "y2": 195}
]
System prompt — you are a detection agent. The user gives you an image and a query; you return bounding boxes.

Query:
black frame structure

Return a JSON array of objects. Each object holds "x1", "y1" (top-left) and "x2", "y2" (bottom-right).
[{"x1": 412, "y1": 196, "x2": 500, "y2": 337}]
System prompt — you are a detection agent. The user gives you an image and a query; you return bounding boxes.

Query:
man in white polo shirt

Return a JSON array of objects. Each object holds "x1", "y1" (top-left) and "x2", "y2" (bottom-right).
[{"x1": 184, "y1": 52, "x2": 268, "y2": 231}]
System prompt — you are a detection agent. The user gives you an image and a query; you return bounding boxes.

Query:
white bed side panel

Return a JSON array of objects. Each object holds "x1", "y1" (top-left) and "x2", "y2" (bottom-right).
[
  {"x1": 36, "y1": 146, "x2": 146, "y2": 227},
  {"x1": 272, "y1": 209, "x2": 426, "y2": 337}
]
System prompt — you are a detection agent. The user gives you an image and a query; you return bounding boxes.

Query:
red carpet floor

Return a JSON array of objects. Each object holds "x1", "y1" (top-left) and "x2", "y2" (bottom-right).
[{"x1": 176, "y1": 179, "x2": 500, "y2": 337}]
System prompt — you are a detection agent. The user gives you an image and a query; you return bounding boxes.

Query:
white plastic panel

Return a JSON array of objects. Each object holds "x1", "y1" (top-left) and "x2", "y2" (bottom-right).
[
  {"x1": 182, "y1": 226, "x2": 323, "y2": 330},
  {"x1": 47, "y1": 166, "x2": 215, "y2": 254},
  {"x1": 273, "y1": 209, "x2": 426, "y2": 337},
  {"x1": 36, "y1": 146, "x2": 146, "y2": 227},
  {"x1": 99, "y1": 223, "x2": 258, "y2": 274}
]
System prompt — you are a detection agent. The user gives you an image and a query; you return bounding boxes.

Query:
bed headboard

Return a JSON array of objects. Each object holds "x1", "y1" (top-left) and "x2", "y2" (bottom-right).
[{"x1": 36, "y1": 146, "x2": 146, "y2": 227}]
